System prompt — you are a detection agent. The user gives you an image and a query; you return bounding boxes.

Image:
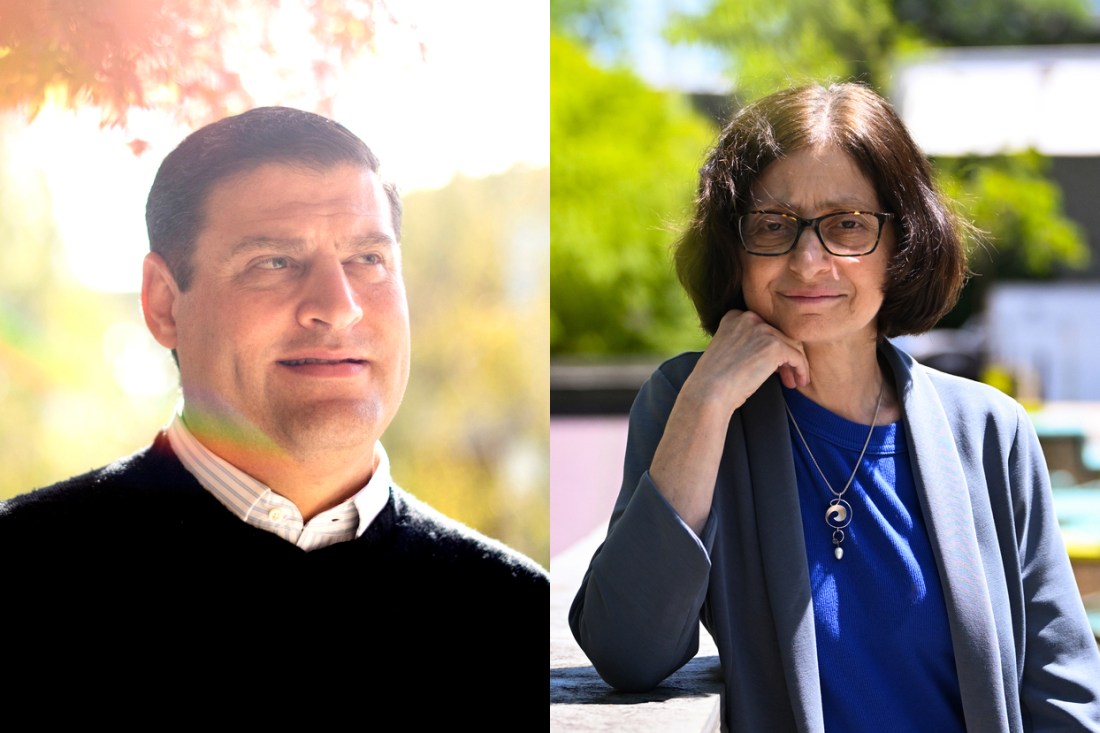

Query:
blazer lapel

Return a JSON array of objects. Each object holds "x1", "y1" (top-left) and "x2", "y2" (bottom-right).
[
  {"x1": 741, "y1": 377, "x2": 825, "y2": 733},
  {"x1": 884, "y1": 346, "x2": 1009, "y2": 731}
]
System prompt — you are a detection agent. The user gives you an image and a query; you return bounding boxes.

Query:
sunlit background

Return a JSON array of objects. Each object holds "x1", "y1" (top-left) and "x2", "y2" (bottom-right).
[
  {"x1": 0, "y1": 0, "x2": 549, "y2": 565},
  {"x1": 550, "y1": 0, "x2": 1100, "y2": 625}
]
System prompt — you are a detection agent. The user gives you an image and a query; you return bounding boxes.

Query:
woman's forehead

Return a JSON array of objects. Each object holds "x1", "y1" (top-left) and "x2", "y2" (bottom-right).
[{"x1": 749, "y1": 145, "x2": 882, "y2": 212}]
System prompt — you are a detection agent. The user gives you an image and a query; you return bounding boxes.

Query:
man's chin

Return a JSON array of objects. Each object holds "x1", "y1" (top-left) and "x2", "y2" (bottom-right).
[{"x1": 271, "y1": 401, "x2": 388, "y2": 456}]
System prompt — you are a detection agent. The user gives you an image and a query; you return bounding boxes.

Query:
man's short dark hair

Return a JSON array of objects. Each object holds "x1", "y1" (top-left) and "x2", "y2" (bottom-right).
[
  {"x1": 674, "y1": 82, "x2": 968, "y2": 339},
  {"x1": 146, "y1": 106, "x2": 402, "y2": 291}
]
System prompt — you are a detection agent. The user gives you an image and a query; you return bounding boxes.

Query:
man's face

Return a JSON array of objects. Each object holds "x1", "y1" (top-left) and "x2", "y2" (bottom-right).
[{"x1": 169, "y1": 162, "x2": 409, "y2": 458}]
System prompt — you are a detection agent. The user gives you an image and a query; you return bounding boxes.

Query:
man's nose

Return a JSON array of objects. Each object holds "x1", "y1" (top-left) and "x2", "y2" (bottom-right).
[{"x1": 296, "y1": 256, "x2": 364, "y2": 330}]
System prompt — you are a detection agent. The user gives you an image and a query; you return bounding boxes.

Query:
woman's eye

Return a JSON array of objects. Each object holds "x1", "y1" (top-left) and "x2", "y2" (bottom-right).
[
  {"x1": 837, "y1": 216, "x2": 869, "y2": 230},
  {"x1": 761, "y1": 217, "x2": 795, "y2": 234}
]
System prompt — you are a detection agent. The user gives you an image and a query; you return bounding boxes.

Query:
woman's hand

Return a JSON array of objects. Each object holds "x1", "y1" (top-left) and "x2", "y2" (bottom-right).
[
  {"x1": 684, "y1": 309, "x2": 809, "y2": 410},
  {"x1": 649, "y1": 309, "x2": 808, "y2": 535}
]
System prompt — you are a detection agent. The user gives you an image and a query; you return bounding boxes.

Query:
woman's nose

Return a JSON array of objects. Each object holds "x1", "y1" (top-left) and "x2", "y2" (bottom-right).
[{"x1": 787, "y1": 226, "x2": 834, "y2": 277}]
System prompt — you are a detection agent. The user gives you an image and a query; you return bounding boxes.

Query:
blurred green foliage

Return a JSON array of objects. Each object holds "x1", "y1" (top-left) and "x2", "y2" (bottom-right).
[
  {"x1": 668, "y1": 0, "x2": 921, "y2": 103},
  {"x1": 935, "y1": 152, "x2": 1089, "y2": 327},
  {"x1": 550, "y1": 34, "x2": 713, "y2": 356},
  {"x1": 550, "y1": 0, "x2": 626, "y2": 49},
  {"x1": 551, "y1": 0, "x2": 1092, "y2": 352},
  {"x1": 893, "y1": 0, "x2": 1100, "y2": 46},
  {"x1": 670, "y1": 0, "x2": 1099, "y2": 102},
  {"x1": 939, "y1": 152, "x2": 1088, "y2": 278}
]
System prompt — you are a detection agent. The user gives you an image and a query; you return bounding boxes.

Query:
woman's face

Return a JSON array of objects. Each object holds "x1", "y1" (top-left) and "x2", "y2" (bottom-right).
[{"x1": 740, "y1": 144, "x2": 893, "y2": 350}]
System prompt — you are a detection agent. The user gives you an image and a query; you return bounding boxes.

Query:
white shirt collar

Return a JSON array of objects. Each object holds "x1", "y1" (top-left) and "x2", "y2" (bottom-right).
[{"x1": 165, "y1": 408, "x2": 390, "y2": 551}]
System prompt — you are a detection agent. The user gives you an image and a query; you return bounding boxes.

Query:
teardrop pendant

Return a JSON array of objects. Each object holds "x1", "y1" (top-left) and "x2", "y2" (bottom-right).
[{"x1": 831, "y1": 529, "x2": 845, "y2": 560}]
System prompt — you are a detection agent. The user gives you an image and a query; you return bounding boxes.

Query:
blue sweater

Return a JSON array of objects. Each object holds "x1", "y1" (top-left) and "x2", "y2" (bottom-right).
[{"x1": 785, "y1": 387, "x2": 965, "y2": 732}]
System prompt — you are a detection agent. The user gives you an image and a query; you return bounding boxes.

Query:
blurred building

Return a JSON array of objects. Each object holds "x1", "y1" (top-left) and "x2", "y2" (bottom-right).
[
  {"x1": 895, "y1": 44, "x2": 1100, "y2": 279},
  {"x1": 892, "y1": 46, "x2": 1100, "y2": 402}
]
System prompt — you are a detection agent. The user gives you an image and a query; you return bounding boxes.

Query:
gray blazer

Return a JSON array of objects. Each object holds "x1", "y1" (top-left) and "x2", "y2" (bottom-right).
[{"x1": 570, "y1": 344, "x2": 1100, "y2": 732}]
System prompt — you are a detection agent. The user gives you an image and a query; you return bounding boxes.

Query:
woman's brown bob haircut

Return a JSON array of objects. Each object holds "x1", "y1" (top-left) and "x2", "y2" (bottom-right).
[{"x1": 674, "y1": 82, "x2": 967, "y2": 339}]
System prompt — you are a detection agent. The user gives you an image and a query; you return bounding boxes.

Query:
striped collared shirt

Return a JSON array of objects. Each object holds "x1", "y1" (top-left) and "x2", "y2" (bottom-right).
[{"x1": 166, "y1": 411, "x2": 390, "y2": 551}]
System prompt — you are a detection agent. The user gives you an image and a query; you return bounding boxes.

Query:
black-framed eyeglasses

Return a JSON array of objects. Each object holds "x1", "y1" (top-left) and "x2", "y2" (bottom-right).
[{"x1": 737, "y1": 210, "x2": 894, "y2": 257}]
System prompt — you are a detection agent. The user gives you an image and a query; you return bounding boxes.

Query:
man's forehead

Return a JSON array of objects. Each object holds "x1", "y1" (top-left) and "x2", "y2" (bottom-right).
[
  {"x1": 201, "y1": 162, "x2": 392, "y2": 222},
  {"x1": 184, "y1": 163, "x2": 399, "y2": 275},
  {"x1": 207, "y1": 160, "x2": 382, "y2": 197}
]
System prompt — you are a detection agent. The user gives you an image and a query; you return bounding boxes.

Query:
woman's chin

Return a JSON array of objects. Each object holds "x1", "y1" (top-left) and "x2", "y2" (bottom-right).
[{"x1": 781, "y1": 320, "x2": 878, "y2": 351}]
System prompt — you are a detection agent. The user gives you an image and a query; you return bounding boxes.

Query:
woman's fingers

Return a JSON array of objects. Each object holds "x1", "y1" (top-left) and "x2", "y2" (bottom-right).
[
  {"x1": 696, "y1": 309, "x2": 808, "y2": 403},
  {"x1": 777, "y1": 364, "x2": 798, "y2": 389},
  {"x1": 778, "y1": 363, "x2": 808, "y2": 389}
]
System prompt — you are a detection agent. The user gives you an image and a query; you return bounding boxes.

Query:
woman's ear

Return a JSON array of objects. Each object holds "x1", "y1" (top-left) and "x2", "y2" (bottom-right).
[{"x1": 141, "y1": 252, "x2": 180, "y2": 349}]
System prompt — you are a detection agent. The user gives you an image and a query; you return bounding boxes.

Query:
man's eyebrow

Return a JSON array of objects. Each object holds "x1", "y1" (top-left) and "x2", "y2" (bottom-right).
[
  {"x1": 346, "y1": 233, "x2": 397, "y2": 249},
  {"x1": 227, "y1": 233, "x2": 397, "y2": 260},
  {"x1": 227, "y1": 237, "x2": 307, "y2": 260}
]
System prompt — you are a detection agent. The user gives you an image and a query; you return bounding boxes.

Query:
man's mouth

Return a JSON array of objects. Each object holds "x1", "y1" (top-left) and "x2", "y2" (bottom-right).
[{"x1": 278, "y1": 358, "x2": 366, "y2": 366}]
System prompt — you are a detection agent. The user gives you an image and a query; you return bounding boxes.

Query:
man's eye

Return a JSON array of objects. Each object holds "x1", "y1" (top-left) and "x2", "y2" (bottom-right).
[
  {"x1": 256, "y1": 256, "x2": 290, "y2": 270},
  {"x1": 353, "y1": 253, "x2": 384, "y2": 266}
]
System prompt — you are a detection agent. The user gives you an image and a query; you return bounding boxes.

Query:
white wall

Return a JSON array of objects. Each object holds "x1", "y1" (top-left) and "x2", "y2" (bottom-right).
[{"x1": 987, "y1": 282, "x2": 1100, "y2": 400}]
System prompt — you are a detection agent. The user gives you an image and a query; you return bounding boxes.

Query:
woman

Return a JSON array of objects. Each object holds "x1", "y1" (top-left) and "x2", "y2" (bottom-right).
[{"x1": 569, "y1": 83, "x2": 1100, "y2": 732}]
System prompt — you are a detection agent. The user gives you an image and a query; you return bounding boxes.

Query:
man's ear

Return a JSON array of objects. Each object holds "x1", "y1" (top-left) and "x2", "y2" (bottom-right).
[{"x1": 142, "y1": 252, "x2": 181, "y2": 349}]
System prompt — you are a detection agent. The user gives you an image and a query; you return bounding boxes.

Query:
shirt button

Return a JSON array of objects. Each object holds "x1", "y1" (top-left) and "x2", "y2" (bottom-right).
[{"x1": 268, "y1": 508, "x2": 286, "y2": 522}]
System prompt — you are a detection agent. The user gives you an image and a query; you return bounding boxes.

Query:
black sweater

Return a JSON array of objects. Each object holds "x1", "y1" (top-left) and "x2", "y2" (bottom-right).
[{"x1": 1, "y1": 434, "x2": 548, "y2": 725}]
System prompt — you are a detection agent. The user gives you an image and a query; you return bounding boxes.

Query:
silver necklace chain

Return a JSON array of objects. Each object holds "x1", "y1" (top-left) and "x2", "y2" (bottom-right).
[{"x1": 783, "y1": 381, "x2": 884, "y2": 560}]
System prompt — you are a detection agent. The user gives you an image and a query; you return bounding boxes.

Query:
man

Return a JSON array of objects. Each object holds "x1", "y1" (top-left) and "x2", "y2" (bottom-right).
[{"x1": 1, "y1": 107, "x2": 546, "y2": 720}]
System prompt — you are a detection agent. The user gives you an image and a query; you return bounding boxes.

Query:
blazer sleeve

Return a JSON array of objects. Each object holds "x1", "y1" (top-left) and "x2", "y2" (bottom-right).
[
  {"x1": 568, "y1": 363, "x2": 718, "y2": 692},
  {"x1": 1010, "y1": 404, "x2": 1100, "y2": 731}
]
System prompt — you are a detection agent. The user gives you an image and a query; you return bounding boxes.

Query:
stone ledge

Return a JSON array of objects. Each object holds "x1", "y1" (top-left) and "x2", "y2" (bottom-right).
[{"x1": 550, "y1": 527, "x2": 724, "y2": 732}]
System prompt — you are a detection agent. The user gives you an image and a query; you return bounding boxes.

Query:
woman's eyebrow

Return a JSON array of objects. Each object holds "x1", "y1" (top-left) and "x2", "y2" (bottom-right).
[{"x1": 750, "y1": 198, "x2": 879, "y2": 213}]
